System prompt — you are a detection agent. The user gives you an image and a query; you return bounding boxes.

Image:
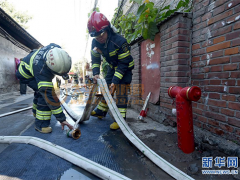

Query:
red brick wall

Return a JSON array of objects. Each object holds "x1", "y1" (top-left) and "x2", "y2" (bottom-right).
[
  {"x1": 130, "y1": 43, "x2": 143, "y2": 107},
  {"x1": 159, "y1": 14, "x2": 192, "y2": 123},
  {"x1": 129, "y1": 0, "x2": 240, "y2": 145},
  {"x1": 130, "y1": 14, "x2": 192, "y2": 123},
  {"x1": 192, "y1": 0, "x2": 240, "y2": 143}
]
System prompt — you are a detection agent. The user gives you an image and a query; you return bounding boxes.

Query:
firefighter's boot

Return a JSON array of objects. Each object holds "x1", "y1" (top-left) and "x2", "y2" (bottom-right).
[
  {"x1": 35, "y1": 126, "x2": 52, "y2": 133},
  {"x1": 110, "y1": 108, "x2": 126, "y2": 130},
  {"x1": 91, "y1": 101, "x2": 108, "y2": 119},
  {"x1": 110, "y1": 122, "x2": 120, "y2": 130},
  {"x1": 35, "y1": 120, "x2": 52, "y2": 133}
]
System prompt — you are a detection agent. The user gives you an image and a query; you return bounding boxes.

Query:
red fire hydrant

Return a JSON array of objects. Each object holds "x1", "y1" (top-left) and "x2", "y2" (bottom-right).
[{"x1": 168, "y1": 86, "x2": 201, "y2": 154}]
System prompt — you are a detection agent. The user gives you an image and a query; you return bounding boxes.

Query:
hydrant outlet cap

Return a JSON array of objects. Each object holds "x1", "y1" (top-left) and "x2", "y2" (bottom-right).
[{"x1": 188, "y1": 86, "x2": 201, "y2": 101}]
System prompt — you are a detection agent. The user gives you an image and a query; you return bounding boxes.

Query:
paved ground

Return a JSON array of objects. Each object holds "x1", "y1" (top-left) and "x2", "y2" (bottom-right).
[
  {"x1": 0, "y1": 85, "x2": 239, "y2": 180},
  {"x1": 0, "y1": 87, "x2": 171, "y2": 180}
]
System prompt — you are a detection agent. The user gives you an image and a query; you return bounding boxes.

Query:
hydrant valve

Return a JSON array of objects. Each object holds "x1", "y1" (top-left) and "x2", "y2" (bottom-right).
[{"x1": 168, "y1": 86, "x2": 201, "y2": 154}]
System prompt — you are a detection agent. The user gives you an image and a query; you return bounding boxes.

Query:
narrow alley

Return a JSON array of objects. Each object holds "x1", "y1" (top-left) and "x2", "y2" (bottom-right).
[{"x1": 0, "y1": 0, "x2": 240, "y2": 179}]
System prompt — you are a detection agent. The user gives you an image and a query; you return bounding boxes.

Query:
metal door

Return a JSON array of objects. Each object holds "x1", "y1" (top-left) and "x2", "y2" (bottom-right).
[{"x1": 140, "y1": 33, "x2": 161, "y2": 104}]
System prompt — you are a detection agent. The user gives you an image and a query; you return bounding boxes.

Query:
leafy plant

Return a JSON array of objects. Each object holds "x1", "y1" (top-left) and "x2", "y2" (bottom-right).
[
  {"x1": 112, "y1": 0, "x2": 192, "y2": 43},
  {"x1": 0, "y1": 0, "x2": 32, "y2": 29},
  {"x1": 111, "y1": 7, "x2": 123, "y2": 32},
  {"x1": 101, "y1": 58, "x2": 109, "y2": 78},
  {"x1": 118, "y1": 13, "x2": 137, "y2": 42}
]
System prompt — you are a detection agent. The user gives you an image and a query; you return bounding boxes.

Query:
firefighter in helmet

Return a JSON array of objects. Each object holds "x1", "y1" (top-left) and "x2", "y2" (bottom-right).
[
  {"x1": 73, "y1": 73, "x2": 79, "y2": 85},
  {"x1": 87, "y1": 11, "x2": 134, "y2": 130},
  {"x1": 16, "y1": 43, "x2": 73, "y2": 133}
]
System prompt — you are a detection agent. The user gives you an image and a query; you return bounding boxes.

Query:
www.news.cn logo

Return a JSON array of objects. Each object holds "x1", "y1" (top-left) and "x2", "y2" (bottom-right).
[{"x1": 202, "y1": 157, "x2": 239, "y2": 175}]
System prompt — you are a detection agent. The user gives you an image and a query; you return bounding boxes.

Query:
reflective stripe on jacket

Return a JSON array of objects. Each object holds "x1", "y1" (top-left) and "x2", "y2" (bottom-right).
[
  {"x1": 17, "y1": 43, "x2": 66, "y2": 122},
  {"x1": 91, "y1": 33, "x2": 134, "y2": 84}
]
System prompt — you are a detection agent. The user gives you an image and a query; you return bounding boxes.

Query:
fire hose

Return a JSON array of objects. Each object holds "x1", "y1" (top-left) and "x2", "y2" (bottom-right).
[
  {"x1": 97, "y1": 79, "x2": 194, "y2": 180},
  {"x1": 0, "y1": 106, "x2": 32, "y2": 118},
  {"x1": 0, "y1": 89, "x2": 131, "y2": 179},
  {"x1": 0, "y1": 81, "x2": 194, "y2": 179},
  {"x1": 0, "y1": 136, "x2": 131, "y2": 180},
  {"x1": 59, "y1": 79, "x2": 194, "y2": 179}
]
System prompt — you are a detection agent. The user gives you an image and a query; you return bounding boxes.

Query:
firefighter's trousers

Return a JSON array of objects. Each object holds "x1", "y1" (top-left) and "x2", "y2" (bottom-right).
[
  {"x1": 96, "y1": 67, "x2": 132, "y2": 119},
  {"x1": 16, "y1": 72, "x2": 51, "y2": 128}
]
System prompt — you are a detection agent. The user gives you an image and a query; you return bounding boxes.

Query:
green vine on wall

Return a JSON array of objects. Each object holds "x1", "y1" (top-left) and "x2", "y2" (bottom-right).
[{"x1": 111, "y1": 0, "x2": 192, "y2": 43}]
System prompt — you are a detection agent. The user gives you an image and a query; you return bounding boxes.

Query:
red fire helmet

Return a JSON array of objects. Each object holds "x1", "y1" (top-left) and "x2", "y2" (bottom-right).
[{"x1": 87, "y1": 11, "x2": 110, "y2": 37}]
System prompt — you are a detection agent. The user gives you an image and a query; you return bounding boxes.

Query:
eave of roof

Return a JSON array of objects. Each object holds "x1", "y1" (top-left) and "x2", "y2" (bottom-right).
[{"x1": 0, "y1": 7, "x2": 42, "y2": 50}]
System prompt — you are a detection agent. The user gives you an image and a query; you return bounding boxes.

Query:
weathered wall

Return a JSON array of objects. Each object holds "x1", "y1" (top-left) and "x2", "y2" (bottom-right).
[
  {"x1": 130, "y1": 43, "x2": 142, "y2": 107},
  {"x1": 129, "y1": 0, "x2": 240, "y2": 145},
  {"x1": 159, "y1": 13, "x2": 192, "y2": 124},
  {"x1": 130, "y1": 39, "x2": 163, "y2": 122},
  {"x1": 130, "y1": 13, "x2": 192, "y2": 123},
  {"x1": 0, "y1": 36, "x2": 28, "y2": 94},
  {"x1": 141, "y1": 33, "x2": 161, "y2": 104},
  {"x1": 191, "y1": 0, "x2": 240, "y2": 143}
]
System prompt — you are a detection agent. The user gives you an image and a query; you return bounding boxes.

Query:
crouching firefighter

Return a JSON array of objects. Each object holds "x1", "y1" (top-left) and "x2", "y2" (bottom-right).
[
  {"x1": 16, "y1": 43, "x2": 73, "y2": 133},
  {"x1": 87, "y1": 11, "x2": 134, "y2": 130}
]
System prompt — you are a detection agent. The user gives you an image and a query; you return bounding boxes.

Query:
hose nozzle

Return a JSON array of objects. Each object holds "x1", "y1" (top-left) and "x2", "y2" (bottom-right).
[{"x1": 67, "y1": 128, "x2": 81, "y2": 140}]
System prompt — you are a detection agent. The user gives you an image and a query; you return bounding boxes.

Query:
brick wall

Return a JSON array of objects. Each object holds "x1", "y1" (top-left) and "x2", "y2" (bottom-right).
[
  {"x1": 192, "y1": 0, "x2": 240, "y2": 143},
  {"x1": 130, "y1": 43, "x2": 143, "y2": 109},
  {"x1": 159, "y1": 14, "x2": 192, "y2": 124},
  {"x1": 130, "y1": 13, "x2": 192, "y2": 123},
  {"x1": 129, "y1": 0, "x2": 240, "y2": 145}
]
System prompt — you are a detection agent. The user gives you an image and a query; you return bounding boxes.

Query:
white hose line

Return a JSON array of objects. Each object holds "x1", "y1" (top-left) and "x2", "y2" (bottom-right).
[
  {"x1": 59, "y1": 95, "x2": 81, "y2": 130},
  {"x1": 59, "y1": 96, "x2": 80, "y2": 121},
  {"x1": 75, "y1": 84, "x2": 98, "y2": 127},
  {"x1": 59, "y1": 85, "x2": 98, "y2": 129},
  {"x1": 0, "y1": 136, "x2": 131, "y2": 180},
  {"x1": 0, "y1": 106, "x2": 32, "y2": 118},
  {"x1": 97, "y1": 79, "x2": 194, "y2": 180}
]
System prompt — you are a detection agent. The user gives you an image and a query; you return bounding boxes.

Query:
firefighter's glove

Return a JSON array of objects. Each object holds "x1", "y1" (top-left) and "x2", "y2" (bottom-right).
[
  {"x1": 62, "y1": 74, "x2": 69, "y2": 80},
  {"x1": 61, "y1": 120, "x2": 73, "y2": 130},
  {"x1": 93, "y1": 75, "x2": 100, "y2": 84},
  {"x1": 109, "y1": 83, "x2": 116, "y2": 95},
  {"x1": 93, "y1": 47, "x2": 102, "y2": 54}
]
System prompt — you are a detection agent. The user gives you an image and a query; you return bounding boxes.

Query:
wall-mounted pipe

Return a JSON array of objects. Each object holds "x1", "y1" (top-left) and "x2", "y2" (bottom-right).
[
  {"x1": 0, "y1": 136, "x2": 131, "y2": 180},
  {"x1": 0, "y1": 106, "x2": 32, "y2": 118},
  {"x1": 97, "y1": 79, "x2": 194, "y2": 180}
]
